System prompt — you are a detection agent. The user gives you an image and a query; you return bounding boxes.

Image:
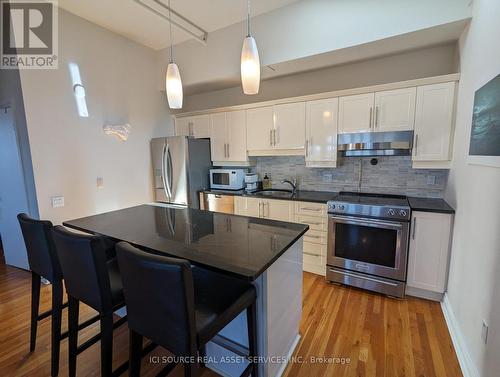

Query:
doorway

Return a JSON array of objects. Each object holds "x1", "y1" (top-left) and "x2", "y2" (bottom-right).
[{"x1": 0, "y1": 105, "x2": 30, "y2": 269}]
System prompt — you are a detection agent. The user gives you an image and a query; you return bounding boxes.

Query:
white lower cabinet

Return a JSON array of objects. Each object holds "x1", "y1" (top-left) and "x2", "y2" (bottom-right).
[
  {"x1": 234, "y1": 197, "x2": 328, "y2": 276},
  {"x1": 406, "y1": 211, "x2": 453, "y2": 300}
]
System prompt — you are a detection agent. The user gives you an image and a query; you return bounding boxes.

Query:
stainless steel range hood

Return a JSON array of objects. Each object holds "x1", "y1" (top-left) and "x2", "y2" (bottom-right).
[{"x1": 338, "y1": 131, "x2": 414, "y2": 157}]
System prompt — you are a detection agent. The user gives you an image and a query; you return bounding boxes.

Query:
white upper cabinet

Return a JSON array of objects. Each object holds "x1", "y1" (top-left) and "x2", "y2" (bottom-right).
[
  {"x1": 226, "y1": 110, "x2": 248, "y2": 162},
  {"x1": 246, "y1": 106, "x2": 274, "y2": 151},
  {"x1": 273, "y1": 102, "x2": 306, "y2": 150},
  {"x1": 413, "y1": 82, "x2": 456, "y2": 162},
  {"x1": 305, "y1": 98, "x2": 339, "y2": 167},
  {"x1": 175, "y1": 115, "x2": 210, "y2": 138},
  {"x1": 338, "y1": 93, "x2": 374, "y2": 133},
  {"x1": 246, "y1": 103, "x2": 305, "y2": 154},
  {"x1": 407, "y1": 211, "x2": 453, "y2": 294},
  {"x1": 210, "y1": 110, "x2": 248, "y2": 164},
  {"x1": 209, "y1": 113, "x2": 227, "y2": 162},
  {"x1": 373, "y1": 87, "x2": 416, "y2": 132}
]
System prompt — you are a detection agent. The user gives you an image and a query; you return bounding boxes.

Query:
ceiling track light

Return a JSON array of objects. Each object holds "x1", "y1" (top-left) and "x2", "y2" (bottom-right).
[
  {"x1": 241, "y1": 0, "x2": 261, "y2": 95},
  {"x1": 165, "y1": 0, "x2": 183, "y2": 109}
]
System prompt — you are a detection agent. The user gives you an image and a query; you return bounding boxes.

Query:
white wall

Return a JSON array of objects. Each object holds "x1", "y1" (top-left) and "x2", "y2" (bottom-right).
[
  {"x1": 177, "y1": 43, "x2": 458, "y2": 112},
  {"x1": 18, "y1": 9, "x2": 172, "y2": 226},
  {"x1": 158, "y1": 0, "x2": 470, "y2": 92},
  {"x1": 444, "y1": 0, "x2": 500, "y2": 376}
]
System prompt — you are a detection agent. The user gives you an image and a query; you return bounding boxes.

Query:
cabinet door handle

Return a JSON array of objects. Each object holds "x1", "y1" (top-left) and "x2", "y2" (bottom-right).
[
  {"x1": 412, "y1": 217, "x2": 417, "y2": 240},
  {"x1": 414, "y1": 134, "x2": 419, "y2": 156},
  {"x1": 305, "y1": 139, "x2": 309, "y2": 156},
  {"x1": 227, "y1": 143, "x2": 230, "y2": 158},
  {"x1": 306, "y1": 234, "x2": 322, "y2": 239},
  {"x1": 369, "y1": 107, "x2": 373, "y2": 129},
  {"x1": 301, "y1": 221, "x2": 321, "y2": 225},
  {"x1": 302, "y1": 207, "x2": 321, "y2": 211},
  {"x1": 375, "y1": 106, "x2": 379, "y2": 128},
  {"x1": 258, "y1": 202, "x2": 262, "y2": 217},
  {"x1": 188, "y1": 122, "x2": 194, "y2": 137}
]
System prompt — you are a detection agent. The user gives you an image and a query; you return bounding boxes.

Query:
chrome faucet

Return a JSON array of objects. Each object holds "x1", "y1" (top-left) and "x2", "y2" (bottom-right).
[{"x1": 281, "y1": 179, "x2": 297, "y2": 194}]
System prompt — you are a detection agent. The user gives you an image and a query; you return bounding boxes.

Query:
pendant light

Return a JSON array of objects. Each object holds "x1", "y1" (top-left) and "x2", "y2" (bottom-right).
[
  {"x1": 241, "y1": 0, "x2": 260, "y2": 95},
  {"x1": 165, "y1": 0, "x2": 183, "y2": 109}
]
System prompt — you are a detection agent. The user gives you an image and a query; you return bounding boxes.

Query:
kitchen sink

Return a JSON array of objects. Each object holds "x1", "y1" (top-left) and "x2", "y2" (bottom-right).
[{"x1": 248, "y1": 189, "x2": 295, "y2": 199}]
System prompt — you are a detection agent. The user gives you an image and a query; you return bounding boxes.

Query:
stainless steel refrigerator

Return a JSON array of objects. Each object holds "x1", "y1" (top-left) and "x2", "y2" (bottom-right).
[{"x1": 151, "y1": 136, "x2": 212, "y2": 208}]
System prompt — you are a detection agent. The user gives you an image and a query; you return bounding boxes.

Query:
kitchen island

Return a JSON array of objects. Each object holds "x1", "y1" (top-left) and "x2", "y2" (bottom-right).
[{"x1": 64, "y1": 203, "x2": 308, "y2": 377}]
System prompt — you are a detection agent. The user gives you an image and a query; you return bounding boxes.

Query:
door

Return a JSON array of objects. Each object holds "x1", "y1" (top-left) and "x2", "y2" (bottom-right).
[
  {"x1": 235, "y1": 197, "x2": 261, "y2": 218},
  {"x1": 191, "y1": 115, "x2": 210, "y2": 138},
  {"x1": 407, "y1": 211, "x2": 452, "y2": 293},
  {"x1": 151, "y1": 137, "x2": 168, "y2": 202},
  {"x1": 338, "y1": 93, "x2": 375, "y2": 133},
  {"x1": 226, "y1": 110, "x2": 248, "y2": 162},
  {"x1": 305, "y1": 98, "x2": 338, "y2": 166},
  {"x1": 164, "y1": 136, "x2": 189, "y2": 205},
  {"x1": 413, "y1": 82, "x2": 455, "y2": 161},
  {"x1": 273, "y1": 102, "x2": 305, "y2": 150},
  {"x1": 246, "y1": 106, "x2": 274, "y2": 151},
  {"x1": 374, "y1": 87, "x2": 416, "y2": 132},
  {"x1": 0, "y1": 106, "x2": 30, "y2": 269},
  {"x1": 175, "y1": 117, "x2": 190, "y2": 136},
  {"x1": 210, "y1": 113, "x2": 227, "y2": 162},
  {"x1": 264, "y1": 199, "x2": 293, "y2": 221}
]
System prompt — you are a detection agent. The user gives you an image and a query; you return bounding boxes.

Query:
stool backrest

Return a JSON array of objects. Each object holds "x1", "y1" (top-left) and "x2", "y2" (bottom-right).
[
  {"x1": 52, "y1": 225, "x2": 113, "y2": 312},
  {"x1": 17, "y1": 213, "x2": 61, "y2": 282},
  {"x1": 116, "y1": 242, "x2": 197, "y2": 356}
]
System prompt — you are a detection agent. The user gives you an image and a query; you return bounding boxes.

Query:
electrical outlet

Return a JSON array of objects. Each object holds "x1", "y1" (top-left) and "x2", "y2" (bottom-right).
[
  {"x1": 426, "y1": 175, "x2": 436, "y2": 185},
  {"x1": 323, "y1": 173, "x2": 333, "y2": 182},
  {"x1": 97, "y1": 177, "x2": 104, "y2": 188},
  {"x1": 482, "y1": 320, "x2": 489, "y2": 345},
  {"x1": 51, "y1": 196, "x2": 64, "y2": 208}
]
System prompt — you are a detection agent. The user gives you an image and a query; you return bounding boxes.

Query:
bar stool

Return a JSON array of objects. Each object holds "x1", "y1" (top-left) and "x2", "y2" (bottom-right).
[
  {"x1": 52, "y1": 225, "x2": 127, "y2": 377},
  {"x1": 17, "y1": 213, "x2": 66, "y2": 377},
  {"x1": 116, "y1": 242, "x2": 259, "y2": 377}
]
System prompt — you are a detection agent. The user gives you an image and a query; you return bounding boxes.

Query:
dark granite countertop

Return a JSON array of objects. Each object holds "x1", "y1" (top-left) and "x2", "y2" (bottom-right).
[
  {"x1": 63, "y1": 204, "x2": 308, "y2": 281},
  {"x1": 201, "y1": 189, "x2": 338, "y2": 204},
  {"x1": 408, "y1": 197, "x2": 455, "y2": 214}
]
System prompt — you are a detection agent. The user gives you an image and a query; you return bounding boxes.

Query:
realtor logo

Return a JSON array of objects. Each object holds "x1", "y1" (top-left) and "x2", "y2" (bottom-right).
[{"x1": 1, "y1": 0, "x2": 58, "y2": 69}]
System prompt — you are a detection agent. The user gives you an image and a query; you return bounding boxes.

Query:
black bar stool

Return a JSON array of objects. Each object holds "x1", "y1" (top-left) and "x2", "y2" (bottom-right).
[
  {"x1": 52, "y1": 225, "x2": 127, "y2": 377},
  {"x1": 18, "y1": 213, "x2": 67, "y2": 377},
  {"x1": 116, "y1": 242, "x2": 259, "y2": 377}
]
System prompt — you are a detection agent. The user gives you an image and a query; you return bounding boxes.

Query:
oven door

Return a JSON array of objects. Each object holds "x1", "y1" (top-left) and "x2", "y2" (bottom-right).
[{"x1": 327, "y1": 215, "x2": 409, "y2": 281}]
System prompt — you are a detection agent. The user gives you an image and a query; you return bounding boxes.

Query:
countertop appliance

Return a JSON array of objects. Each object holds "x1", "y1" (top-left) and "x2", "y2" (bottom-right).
[
  {"x1": 151, "y1": 136, "x2": 212, "y2": 208},
  {"x1": 200, "y1": 192, "x2": 235, "y2": 214},
  {"x1": 209, "y1": 168, "x2": 246, "y2": 190},
  {"x1": 338, "y1": 131, "x2": 413, "y2": 157},
  {"x1": 326, "y1": 192, "x2": 411, "y2": 298}
]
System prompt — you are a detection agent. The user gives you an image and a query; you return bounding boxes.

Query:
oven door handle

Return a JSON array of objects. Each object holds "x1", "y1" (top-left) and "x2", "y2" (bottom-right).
[{"x1": 330, "y1": 215, "x2": 403, "y2": 230}]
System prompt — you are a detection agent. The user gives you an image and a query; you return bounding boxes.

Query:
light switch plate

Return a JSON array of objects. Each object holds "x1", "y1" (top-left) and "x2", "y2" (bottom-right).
[{"x1": 51, "y1": 196, "x2": 64, "y2": 208}]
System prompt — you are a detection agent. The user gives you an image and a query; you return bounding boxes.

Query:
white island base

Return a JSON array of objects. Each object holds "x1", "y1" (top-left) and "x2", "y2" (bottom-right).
[{"x1": 205, "y1": 238, "x2": 303, "y2": 377}]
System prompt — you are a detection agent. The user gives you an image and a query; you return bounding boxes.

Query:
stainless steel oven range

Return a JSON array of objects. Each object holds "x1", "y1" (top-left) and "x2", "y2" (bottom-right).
[{"x1": 326, "y1": 192, "x2": 411, "y2": 298}]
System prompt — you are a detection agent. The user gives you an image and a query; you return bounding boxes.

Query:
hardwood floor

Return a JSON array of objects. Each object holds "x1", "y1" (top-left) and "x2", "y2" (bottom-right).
[
  {"x1": 0, "y1": 264, "x2": 461, "y2": 377},
  {"x1": 283, "y1": 273, "x2": 462, "y2": 377}
]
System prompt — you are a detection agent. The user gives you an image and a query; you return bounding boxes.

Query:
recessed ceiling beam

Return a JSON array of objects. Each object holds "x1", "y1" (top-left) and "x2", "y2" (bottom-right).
[{"x1": 133, "y1": 0, "x2": 208, "y2": 46}]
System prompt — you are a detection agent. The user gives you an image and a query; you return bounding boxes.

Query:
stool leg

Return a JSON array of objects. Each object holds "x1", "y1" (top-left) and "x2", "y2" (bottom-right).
[
  {"x1": 129, "y1": 329, "x2": 143, "y2": 377},
  {"x1": 51, "y1": 280, "x2": 63, "y2": 377},
  {"x1": 68, "y1": 296, "x2": 79, "y2": 377},
  {"x1": 247, "y1": 303, "x2": 258, "y2": 377},
  {"x1": 30, "y1": 272, "x2": 41, "y2": 352},
  {"x1": 100, "y1": 312, "x2": 114, "y2": 377}
]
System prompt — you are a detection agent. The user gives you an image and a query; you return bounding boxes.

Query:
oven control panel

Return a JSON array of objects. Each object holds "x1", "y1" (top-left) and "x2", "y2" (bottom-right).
[{"x1": 327, "y1": 201, "x2": 411, "y2": 221}]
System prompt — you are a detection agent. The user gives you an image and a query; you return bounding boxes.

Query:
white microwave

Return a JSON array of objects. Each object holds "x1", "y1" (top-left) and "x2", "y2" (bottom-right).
[{"x1": 209, "y1": 169, "x2": 246, "y2": 190}]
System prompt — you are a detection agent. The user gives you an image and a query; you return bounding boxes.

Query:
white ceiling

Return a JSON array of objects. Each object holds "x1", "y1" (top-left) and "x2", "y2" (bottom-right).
[{"x1": 58, "y1": 0, "x2": 299, "y2": 50}]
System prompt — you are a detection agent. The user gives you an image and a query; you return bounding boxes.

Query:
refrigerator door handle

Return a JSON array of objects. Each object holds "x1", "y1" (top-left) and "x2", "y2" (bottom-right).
[{"x1": 162, "y1": 143, "x2": 172, "y2": 200}]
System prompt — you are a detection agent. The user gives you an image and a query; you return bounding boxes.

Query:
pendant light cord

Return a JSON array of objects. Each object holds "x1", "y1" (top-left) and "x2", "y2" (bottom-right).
[
  {"x1": 169, "y1": 0, "x2": 174, "y2": 63},
  {"x1": 247, "y1": 0, "x2": 251, "y2": 37}
]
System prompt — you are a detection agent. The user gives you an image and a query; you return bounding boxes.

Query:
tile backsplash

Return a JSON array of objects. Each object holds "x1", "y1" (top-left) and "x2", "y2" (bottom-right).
[{"x1": 250, "y1": 156, "x2": 448, "y2": 198}]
